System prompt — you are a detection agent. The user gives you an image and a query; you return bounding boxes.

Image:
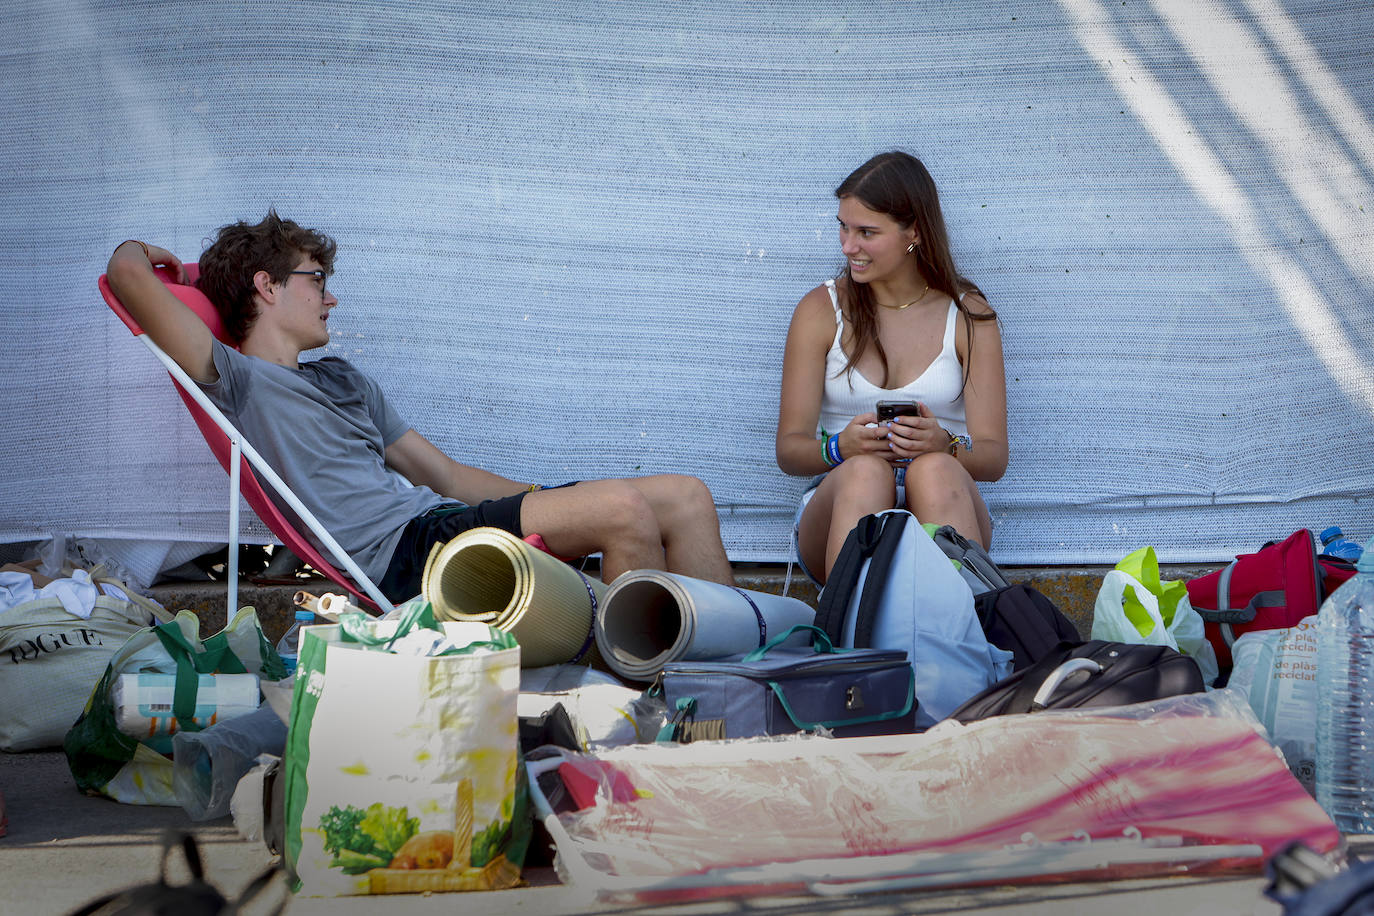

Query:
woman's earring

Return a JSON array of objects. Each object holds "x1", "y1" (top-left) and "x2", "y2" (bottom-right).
[{"x1": 907, "y1": 243, "x2": 916, "y2": 254}]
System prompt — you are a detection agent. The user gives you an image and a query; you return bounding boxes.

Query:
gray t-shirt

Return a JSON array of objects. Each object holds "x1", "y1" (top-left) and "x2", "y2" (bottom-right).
[{"x1": 201, "y1": 340, "x2": 447, "y2": 584}]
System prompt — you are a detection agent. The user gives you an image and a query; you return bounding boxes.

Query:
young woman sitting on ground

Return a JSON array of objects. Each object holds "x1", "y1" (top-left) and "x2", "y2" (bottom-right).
[{"x1": 775, "y1": 151, "x2": 1008, "y2": 585}]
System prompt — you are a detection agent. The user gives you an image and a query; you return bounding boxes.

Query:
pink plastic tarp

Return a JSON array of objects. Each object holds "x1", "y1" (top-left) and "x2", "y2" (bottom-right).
[{"x1": 532, "y1": 690, "x2": 1339, "y2": 898}]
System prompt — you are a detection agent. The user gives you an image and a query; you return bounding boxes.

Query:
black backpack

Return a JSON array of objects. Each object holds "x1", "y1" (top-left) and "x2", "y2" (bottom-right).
[{"x1": 975, "y1": 584, "x2": 1082, "y2": 671}]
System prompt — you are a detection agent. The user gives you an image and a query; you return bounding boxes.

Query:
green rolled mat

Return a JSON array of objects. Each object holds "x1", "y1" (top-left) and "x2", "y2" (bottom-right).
[{"x1": 421, "y1": 527, "x2": 607, "y2": 668}]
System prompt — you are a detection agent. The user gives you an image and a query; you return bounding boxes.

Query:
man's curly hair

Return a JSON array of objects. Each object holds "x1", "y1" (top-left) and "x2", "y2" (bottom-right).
[{"x1": 196, "y1": 209, "x2": 337, "y2": 345}]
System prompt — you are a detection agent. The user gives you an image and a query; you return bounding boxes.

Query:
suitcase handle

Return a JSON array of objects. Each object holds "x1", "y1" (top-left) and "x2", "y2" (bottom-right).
[{"x1": 1030, "y1": 658, "x2": 1104, "y2": 710}]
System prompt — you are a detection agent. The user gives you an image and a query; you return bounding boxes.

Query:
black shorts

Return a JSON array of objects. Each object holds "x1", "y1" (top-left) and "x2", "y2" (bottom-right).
[
  {"x1": 377, "y1": 494, "x2": 527, "y2": 603},
  {"x1": 377, "y1": 482, "x2": 579, "y2": 603}
]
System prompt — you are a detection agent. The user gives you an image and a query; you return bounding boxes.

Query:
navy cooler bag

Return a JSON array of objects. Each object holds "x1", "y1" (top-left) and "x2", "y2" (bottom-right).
[{"x1": 657, "y1": 624, "x2": 916, "y2": 742}]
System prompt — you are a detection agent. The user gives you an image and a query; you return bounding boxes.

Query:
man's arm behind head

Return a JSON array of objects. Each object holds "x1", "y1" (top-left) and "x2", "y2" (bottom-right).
[{"x1": 106, "y1": 240, "x2": 217, "y2": 384}]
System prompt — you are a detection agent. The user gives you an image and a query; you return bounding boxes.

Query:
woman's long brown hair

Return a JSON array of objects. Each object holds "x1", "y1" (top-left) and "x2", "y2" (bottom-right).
[{"x1": 834, "y1": 152, "x2": 996, "y2": 388}]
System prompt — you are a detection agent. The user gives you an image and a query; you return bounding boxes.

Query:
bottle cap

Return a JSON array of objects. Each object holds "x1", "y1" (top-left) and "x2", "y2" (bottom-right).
[
  {"x1": 1320, "y1": 526, "x2": 1343, "y2": 543},
  {"x1": 294, "y1": 609, "x2": 315, "y2": 622}
]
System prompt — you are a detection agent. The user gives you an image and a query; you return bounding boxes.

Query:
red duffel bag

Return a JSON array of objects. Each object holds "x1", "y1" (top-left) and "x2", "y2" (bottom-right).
[
  {"x1": 1320, "y1": 556, "x2": 1358, "y2": 597},
  {"x1": 1186, "y1": 529, "x2": 1324, "y2": 670}
]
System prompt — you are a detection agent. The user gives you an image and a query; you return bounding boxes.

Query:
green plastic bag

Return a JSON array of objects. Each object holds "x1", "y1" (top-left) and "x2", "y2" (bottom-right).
[
  {"x1": 63, "y1": 607, "x2": 286, "y2": 805},
  {"x1": 284, "y1": 598, "x2": 529, "y2": 897},
  {"x1": 1092, "y1": 546, "x2": 1220, "y2": 686}
]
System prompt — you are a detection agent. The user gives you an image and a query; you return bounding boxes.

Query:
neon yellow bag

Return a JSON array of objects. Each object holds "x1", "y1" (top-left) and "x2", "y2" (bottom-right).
[{"x1": 1092, "y1": 546, "x2": 1220, "y2": 686}]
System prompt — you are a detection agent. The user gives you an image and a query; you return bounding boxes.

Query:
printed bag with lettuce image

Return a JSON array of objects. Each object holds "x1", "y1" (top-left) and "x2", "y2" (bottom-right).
[{"x1": 283, "y1": 599, "x2": 529, "y2": 896}]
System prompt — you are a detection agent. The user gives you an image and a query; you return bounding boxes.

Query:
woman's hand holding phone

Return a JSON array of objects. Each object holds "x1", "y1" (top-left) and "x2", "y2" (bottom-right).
[
  {"x1": 834, "y1": 411, "x2": 894, "y2": 464},
  {"x1": 876, "y1": 400, "x2": 940, "y2": 462}
]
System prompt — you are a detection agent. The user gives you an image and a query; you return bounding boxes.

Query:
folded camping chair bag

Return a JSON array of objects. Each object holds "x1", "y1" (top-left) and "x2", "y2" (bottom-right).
[
  {"x1": 947, "y1": 640, "x2": 1205, "y2": 723},
  {"x1": 657, "y1": 625, "x2": 916, "y2": 742},
  {"x1": 1186, "y1": 529, "x2": 1325, "y2": 669},
  {"x1": 931, "y1": 524, "x2": 1011, "y2": 595}
]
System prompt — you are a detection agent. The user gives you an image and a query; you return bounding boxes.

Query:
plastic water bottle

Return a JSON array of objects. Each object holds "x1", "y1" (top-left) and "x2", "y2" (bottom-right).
[
  {"x1": 171, "y1": 705, "x2": 288, "y2": 821},
  {"x1": 1315, "y1": 539, "x2": 1374, "y2": 831},
  {"x1": 274, "y1": 609, "x2": 314, "y2": 675},
  {"x1": 1319, "y1": 526, "x2": 1364, "y2": 562}
]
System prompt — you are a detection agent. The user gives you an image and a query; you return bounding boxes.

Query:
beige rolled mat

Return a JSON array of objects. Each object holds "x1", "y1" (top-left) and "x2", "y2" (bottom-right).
[{"x1": 421, "y1": 527, "x2": 607, "y2": 668}]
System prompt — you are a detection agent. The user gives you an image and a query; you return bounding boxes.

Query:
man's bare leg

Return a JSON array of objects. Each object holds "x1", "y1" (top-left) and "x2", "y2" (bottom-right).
[
  {"x1": 519, "y1": 475, "x2": 733, "y2": 585},
  {"x1": 519, "y1": 479, "x2": 664, "y2": 582},
  {"x1": 623, "y1": 475, "x2": 733, "y2": 585}
]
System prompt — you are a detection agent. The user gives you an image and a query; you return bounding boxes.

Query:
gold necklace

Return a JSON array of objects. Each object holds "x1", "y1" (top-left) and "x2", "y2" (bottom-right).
[{"x1": 876, "y1": 282, "x2": 930, "y2": 310}]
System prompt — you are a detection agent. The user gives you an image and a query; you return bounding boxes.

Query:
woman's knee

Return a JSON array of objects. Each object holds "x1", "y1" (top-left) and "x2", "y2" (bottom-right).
[
  {"x1": 903, "y1": 452, "x2": 967, "y2": 491},
  {"x1": 805, "y1": 455, "x2": 898, "y2": 532},
  {"x1": 830, "y1": 453, "x2": 896, "y2": 494},
  {"x1": 903, "y1": 453, "x2": 979, "y2": 513}
]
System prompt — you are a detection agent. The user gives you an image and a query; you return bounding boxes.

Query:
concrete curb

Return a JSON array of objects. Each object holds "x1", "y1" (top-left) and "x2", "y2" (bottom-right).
[{"x1": 147, "y1": 563, "x2": 1223, "y2": 643}]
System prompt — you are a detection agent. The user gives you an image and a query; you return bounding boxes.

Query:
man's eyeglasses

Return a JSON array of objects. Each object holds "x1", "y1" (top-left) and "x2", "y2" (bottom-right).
[{"x1": 289, "y1": 270, "x2": 328, "y2": 293}]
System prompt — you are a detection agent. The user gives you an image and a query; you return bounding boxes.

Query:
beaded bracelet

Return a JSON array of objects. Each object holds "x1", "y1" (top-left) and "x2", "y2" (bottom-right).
[
  {"x1": 526, "y1": 483, "x2": 543, "y2": 492},
  {"x1": 940, "y1": 428, "x2": 974, "y2": 455}
]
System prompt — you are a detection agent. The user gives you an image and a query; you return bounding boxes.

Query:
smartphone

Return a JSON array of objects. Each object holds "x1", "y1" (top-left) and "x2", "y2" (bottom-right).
[{"x1": 876, "y1": 400, "x2": 921, "y2": 423}]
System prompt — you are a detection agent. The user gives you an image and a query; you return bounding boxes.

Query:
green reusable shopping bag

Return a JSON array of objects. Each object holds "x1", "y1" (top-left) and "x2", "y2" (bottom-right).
[
  {"x1": 63, "y1": 607, "x2": 286, "y2": 805},
  {"x1": 283, "y1": 598, "x2": 529, "y2": 897}
]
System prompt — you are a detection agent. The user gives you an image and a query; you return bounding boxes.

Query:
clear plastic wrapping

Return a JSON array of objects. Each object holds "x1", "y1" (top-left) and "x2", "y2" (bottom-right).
[{"x1": 528, "y1": 690, "x2": 1340, "y2": 900}]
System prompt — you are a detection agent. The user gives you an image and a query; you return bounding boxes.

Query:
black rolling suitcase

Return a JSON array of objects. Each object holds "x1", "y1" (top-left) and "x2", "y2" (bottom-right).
[{"x1": 947, "y1": 640, "x2": 1205, "y2": 723}]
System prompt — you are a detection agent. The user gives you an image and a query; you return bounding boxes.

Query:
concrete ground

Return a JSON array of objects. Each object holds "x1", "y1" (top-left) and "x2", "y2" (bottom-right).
[{"x1": 1, "y1": 563, "x2": 1321, "y2": 915}]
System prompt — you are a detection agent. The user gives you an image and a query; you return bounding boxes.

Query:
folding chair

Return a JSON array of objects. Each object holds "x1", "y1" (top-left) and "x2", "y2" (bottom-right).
[{"x1": 99, "y1": 264, "x2": 394, "y2": 615}]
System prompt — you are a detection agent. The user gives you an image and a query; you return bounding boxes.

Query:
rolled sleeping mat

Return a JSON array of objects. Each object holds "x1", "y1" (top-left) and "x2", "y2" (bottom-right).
[
  {"x1": 421, "y1": 527, "x2": 607, "y2": 668},
  {"x1": 595, "y1": 570, "x2": 816, "y2": 681}
]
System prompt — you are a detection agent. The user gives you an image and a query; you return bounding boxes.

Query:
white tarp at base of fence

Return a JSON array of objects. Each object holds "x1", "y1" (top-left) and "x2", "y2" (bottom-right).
[{"x1": 2, "y1": 0, "x2": 1371, "y2": 566}]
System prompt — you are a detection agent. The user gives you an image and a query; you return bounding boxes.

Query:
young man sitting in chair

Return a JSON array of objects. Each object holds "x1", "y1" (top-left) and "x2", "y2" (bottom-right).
[{"x1": 106, "y1": 211, "x2": 735, "y2": 602}]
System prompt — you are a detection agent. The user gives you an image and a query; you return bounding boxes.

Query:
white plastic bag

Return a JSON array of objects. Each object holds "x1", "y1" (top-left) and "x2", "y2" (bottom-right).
[
  {"x1": 1092, "y1": 547, "x2": 1220, "y2": 687},
  {"x1": 1226, "y1": 618, "x2": 1318, "y2": 794}
]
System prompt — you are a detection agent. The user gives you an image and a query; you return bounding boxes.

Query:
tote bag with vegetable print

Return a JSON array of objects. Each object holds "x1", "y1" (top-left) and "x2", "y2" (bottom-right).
[{"x1": 283, "y1": 599, "x2": 529, "y2": 896}]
